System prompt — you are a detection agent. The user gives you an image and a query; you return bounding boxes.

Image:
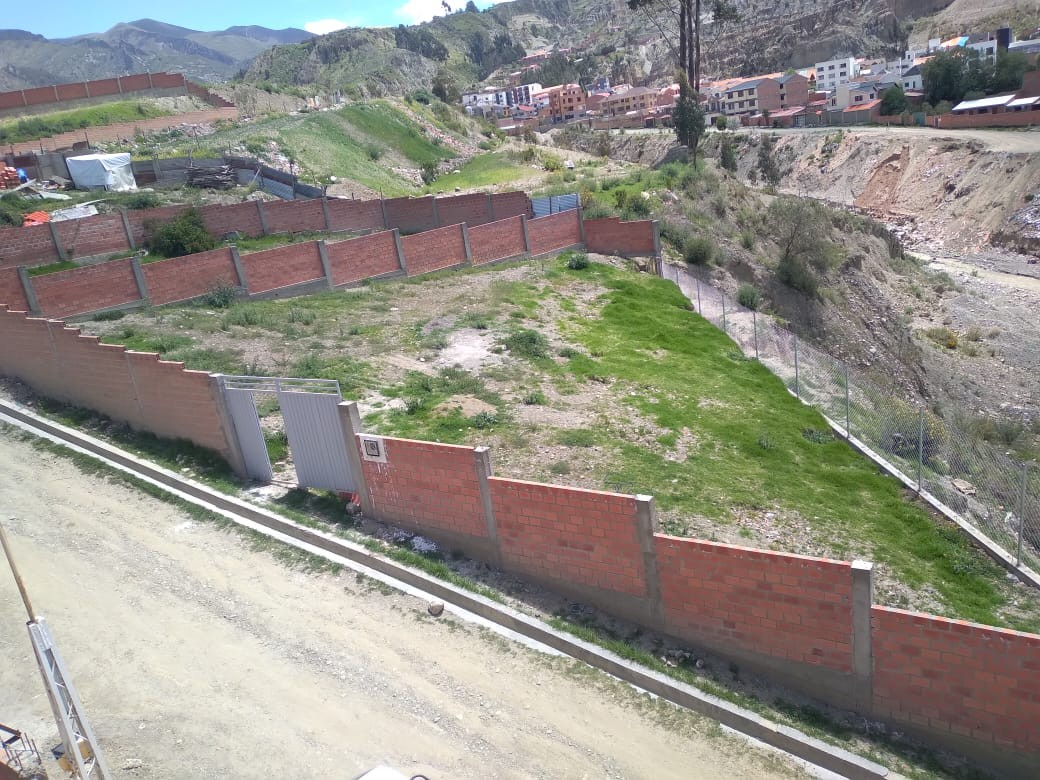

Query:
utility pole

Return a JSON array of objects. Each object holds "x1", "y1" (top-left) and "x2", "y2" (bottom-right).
[{"x1": 0, "y1": 520, "x2": 112, "y2": 780}]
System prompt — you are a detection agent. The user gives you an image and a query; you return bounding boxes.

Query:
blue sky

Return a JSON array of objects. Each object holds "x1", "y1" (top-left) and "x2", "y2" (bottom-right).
[{"x1": 6, "y1": 0, "x2": 503, "y2": 39}]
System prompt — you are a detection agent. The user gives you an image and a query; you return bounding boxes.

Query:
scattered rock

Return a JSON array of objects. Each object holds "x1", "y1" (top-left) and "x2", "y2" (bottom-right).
[{"x1": 427, "y1": 601, "x2": 444, "y2": 617}]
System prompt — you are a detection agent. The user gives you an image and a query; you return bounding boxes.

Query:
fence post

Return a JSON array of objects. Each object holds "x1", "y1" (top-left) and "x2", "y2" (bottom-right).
[
  {"x1": 844, "y1": 362, "x2": 851, "y2": 439},
  {"x1": 696, "y1": 277, "x2": 701, "y2": 315},
  {"x1": 752, "y1": 310, "x2": 759, "y2": 360},
  {"x1": 721, "y1": 295, "x2": 727, "y2": 334},
  {"x1": 917, "y1": 406, "x2": 925, "y2": 494},
  {"x1": 1018, "y1": 462, "x2": 1029, "y2": 567},
  {"x1": 793, "y1": 334, "x2": 800, "y2": 398}
]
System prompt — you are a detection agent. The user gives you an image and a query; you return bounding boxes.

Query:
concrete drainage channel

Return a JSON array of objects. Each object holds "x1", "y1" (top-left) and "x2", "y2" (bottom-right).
[{"x1": 0, "y1": 399, "x2": 892, "y2": 780}]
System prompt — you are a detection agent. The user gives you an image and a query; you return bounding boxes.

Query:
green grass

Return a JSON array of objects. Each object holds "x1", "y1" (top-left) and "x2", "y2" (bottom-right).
[
  {"x1": 424, "y1": 151, "x2": 525, "y2": 193},
  {"x1": 0, "y1": 100, "x2": 173, "y2": 144},
  {"x1": 28, "y1": 260, "x2": 78, "y2": 276},
  {"x1": 338, "y1": 102, "x2": 453, "y2": 165},
  {"x1": 549, "y1": 261, "x2": 1035, "y2": 631}
]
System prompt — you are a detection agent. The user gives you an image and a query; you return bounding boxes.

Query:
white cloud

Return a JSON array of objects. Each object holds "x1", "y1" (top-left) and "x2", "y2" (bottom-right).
[
  {"x1": 304, "y1": 18, "x2": 353, "y2": 35},
  {"x1": 394, "y1": 0, "x2": 447, "y2": 24}
]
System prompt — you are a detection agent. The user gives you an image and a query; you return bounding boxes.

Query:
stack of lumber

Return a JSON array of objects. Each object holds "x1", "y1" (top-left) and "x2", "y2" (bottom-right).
[{"x1": 186, "y1": 165, "x2": 236, "y2": 189}]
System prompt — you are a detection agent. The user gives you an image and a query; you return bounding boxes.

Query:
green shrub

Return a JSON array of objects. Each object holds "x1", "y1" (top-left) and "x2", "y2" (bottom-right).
[
  {"x1": 202, "y1": 282, "x2": 238, "y2": 309},
  {"x1": 522, "y1": 390, "x2": 546, "y2": 405},
  {"x1": 564, "y1": 251, "x2": 589, "y2": 270},
  {"x1": 556, "y1": 428, "x2": 597, "y2": 447},
  {"x1": 737, "y1": 284, "x2": 760, "y2": 310},
  {"x1": 145, "y1": 208, "x2": 218, "y2": 258},
  {"x1": 364, "y1": 143, "x2": 383, "y2": 161},
  {"x1": 683, "y1": 236, "x2": 716, "y2": 266},
  {"x1": 541, "y1": 153, "x2": 564, "y2": 172},
  {"x1": 740, "y1": 231, "x2": 755, "y2": 249},
  {"x1": 471, "y1": 411, "x2": 499, "y2": 429},
  {"x1": 502, "y1": 329, "x2": 548, "y2": 359},
  {"x1": 121, "y1": 192, "x2": 160, "y2": 210},
  {"x1": 92, "y1": 309, "x2": 126, "y2": 322}
]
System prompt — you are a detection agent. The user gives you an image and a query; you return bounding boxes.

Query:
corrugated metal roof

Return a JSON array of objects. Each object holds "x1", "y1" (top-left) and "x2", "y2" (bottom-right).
[
  {"x1": 1008, "y1": 96, "x2": 1040, "y2": 107},
  {"x1": 952, "y1": 94, "x2": 1015, "y2": 112}
]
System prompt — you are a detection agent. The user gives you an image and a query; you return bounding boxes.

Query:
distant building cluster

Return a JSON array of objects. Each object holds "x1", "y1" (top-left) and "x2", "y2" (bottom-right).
[{"x1": 459, "y1": 24, "x2": 1040, "y2": 133}]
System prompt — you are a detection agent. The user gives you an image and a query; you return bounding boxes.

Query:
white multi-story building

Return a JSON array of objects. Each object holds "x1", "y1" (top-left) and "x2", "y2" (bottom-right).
[
  {"x1": 509, "y1": 83, "x2": 541, "y2": 105},
  {"x1": 814, "y1": 57, "x2": 860, "y2": 91}
]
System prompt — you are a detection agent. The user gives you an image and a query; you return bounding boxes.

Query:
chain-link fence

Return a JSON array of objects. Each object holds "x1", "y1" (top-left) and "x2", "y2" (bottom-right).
[{"x1": 662, "y1": 262, "x2": 1040, "y2": 581}]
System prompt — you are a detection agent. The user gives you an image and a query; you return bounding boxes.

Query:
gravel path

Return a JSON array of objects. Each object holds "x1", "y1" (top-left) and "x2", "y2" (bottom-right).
[{"x1": 0, "y1": 435, "x2": 805, "y2": 780}]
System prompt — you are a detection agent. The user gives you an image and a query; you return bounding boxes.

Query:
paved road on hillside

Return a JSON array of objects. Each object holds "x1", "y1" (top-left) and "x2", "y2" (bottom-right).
[{"x1": 0, "y1": 435, "x2": 807, "y2": 780}]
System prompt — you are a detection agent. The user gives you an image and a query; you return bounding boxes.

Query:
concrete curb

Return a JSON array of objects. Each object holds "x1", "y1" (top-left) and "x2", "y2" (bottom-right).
[{"x1": 0, "y1": 399, "x2": 893, "y2": 780}]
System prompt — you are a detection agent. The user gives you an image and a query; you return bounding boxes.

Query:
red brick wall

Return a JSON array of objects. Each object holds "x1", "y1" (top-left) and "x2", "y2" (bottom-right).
[
  {"x1": 585, "y1": 218, "x2": 656, "y2": 256},
  {"x1": 0, "y1": 308, "x2": 232, "y2": 461},
  {"x1": 32, "y1": 259, "x2": 141, "y2": 318},
  {"x1": 468, "y1": 216, "x2": 526, "y2": 265},
  {"x1": 151, "y1": 73, "x2": 186, "y2": 89},
  {"x1": 0, "y1": 224, "x2": 58, "y2": 269},
  {"x1": 56, "y1": 82, "x2": 88, "y2": 100},
  {"x1": 401, "y1": 224, "x2": 466, "y2": 276},
  {"x1": 200, "y1": 201, "x2": 264, "y2": 238},
  {"x1": 384, "y1": 196, "x2": 436, "y2": 234},
  {"x1": 264, "y1": 199, "x2": 326, "y2": 234},
  {"x1": 490, "y1": 191, "x2": 532, "y2": 220},
  {"x1": 52, "y1": 213, "x2": 129, "y2": 258},
  {"x1": 489, "y1": 477, "x2": 648, "y2": 597},
  {"x1": 88, "y1": 78, "x2": 121, "y2": 97},
  {"x1": 936, "y1": 109, "x2": 1040, "y2": 128},
  {"x1": 325, "y1": 231, "x2": 400, "y2": 286},
  {"x1": 126, "y1": 205, "x2": 190, "y2": 246},
  {"x1": 0, "y1": 268, "x2": 27, "y2": 310},
  {"x1": 240, "y1": 242, "x2": 324, "y2": 293},
  {"x1": 120, "y1": 74, "x2": 153, "y2": 91},
  {"x1": 22, "y1": 86, "x2": 56, "y2": 106},
  {"x1": 527, "y1": 210, "x2": 581, "y2": 256},
  {"x1": 871, "y1": 606, "x2": 1040, "y2": 753},
  {"x1": 359, "y1": 437, "x2": 488, "y2": 540},
  {"x1": 327, "y1": 198, "x2": 385, "y2": 232},
  {"x1": 437, "y1": 193, "x2": 491, "y2": 227},
  {"x1": 655, "y1": 536, "x2": 854, "y2": 673},
  {"x1": 143, "y1": 248, "x2": 237, "y2": 305},
  {"x1": 0, "y1": 91, "x2": 24, "y2": 110}
]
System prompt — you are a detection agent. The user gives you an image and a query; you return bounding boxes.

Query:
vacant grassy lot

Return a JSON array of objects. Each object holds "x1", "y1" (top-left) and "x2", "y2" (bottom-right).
[{"x1": 77, "y1": 253, "x2": 1040, "y2": 632}]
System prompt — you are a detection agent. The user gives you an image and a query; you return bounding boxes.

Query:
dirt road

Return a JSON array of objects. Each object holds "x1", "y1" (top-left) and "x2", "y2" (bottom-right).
[{"x1": 0, "y1": 436, "x2": 805, "y2": 780}]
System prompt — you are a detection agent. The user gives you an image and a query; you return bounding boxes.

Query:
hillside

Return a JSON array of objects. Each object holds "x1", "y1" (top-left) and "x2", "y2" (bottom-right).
[
  {"x1": 0, "y1": 20, "x2": 313, "y2": 90},
  {"x1": 241, "y1": 0, "x2": 1012, "y2": 98}
]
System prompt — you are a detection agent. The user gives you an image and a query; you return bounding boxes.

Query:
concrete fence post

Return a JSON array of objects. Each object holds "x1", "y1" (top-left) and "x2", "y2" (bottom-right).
[
  {"x1": 844, "y1": 362, "x2": 852, "y2": 439},
  {"x1": 576, "y1": 204, "x2": 586, "y2": 247},
  {"x1": 320, "y1": 196, "x2": 332, "y2": 232},
  {"x1": 473, "y1": 447, "x2": 502, "y2": 567},
  {"x1": 793, "y1": 335, "x2": 800, "y2": 398},
  {"x1": 316, "y1": 240, "x2": 334, "y2": 290},
  {"x1": 635, "y1": 495, "x2": 664, "y2": 627},
  {"x1": 460, "y1": 223, "x2": 473, "y2": 266},
  {"x1": 485, "y1": 192, "x2": 495, "y2": 222},
  {"x1": 850, "y1": 560, "x2": 874, "y2": 711},
  {"x1": 1017, "y1": 463, "x2": 1029, "y2": 567},
  {"x1": 47, "y1": 221, "x2": 68, "y2": 261},
  {"x1": 431, "y1": 195, "x2": 441, "y2": 228},
  {"x1": 391, "y1": 228, "x2": 408, "y2": 275},
  {"x1": 520, "y1": 214, "x2": 531, "y2": 256},
  {"x1": 129, "y1": 257, "x2": 150, "y2": 305},
  {"x1": 255, "y1": 199, "x2": 269, "y2": 236},
  {"x1": 917, "y1": 406, "x2": 925, "y2": 494},
  {"x1": 752, "y1": 310, "x2": 759, "y2": 360},
  {"x1": 652, "y1": 219, "x2": 662, "y2": 262},
  {"x1": 16, "y1": 267, "x2": 41, "y2": 315},
  {"x1": 380, "y1": 198, "x2": 390, "y2": 229},
  {"x1": 337, "y1": 401, "x2": 373, "y2": 517},
  {"x1": 229, "y1": 245, "x2": 248, "y2": 290},
  {"x1": 119, "y1": 208, "x2": 136, "y2": 250}
]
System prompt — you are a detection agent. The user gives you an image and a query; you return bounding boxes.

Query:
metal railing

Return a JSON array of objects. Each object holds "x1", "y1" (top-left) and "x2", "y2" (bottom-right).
[{"x1": 662, "y1": 263, "x2": 1040, "y2": 583}]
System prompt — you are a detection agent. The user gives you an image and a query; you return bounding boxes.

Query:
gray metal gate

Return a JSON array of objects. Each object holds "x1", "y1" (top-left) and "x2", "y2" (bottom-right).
[
  {"x1": 531, "y1": 192, "x2": 579, "y2": 218},
  {"x1": 219, "y1": 376, "x2": 356, "y2": 492}
]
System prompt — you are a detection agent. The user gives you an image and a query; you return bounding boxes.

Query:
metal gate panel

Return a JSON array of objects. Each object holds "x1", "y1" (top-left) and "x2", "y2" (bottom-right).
[
  {"x1": 279, "y1": 390, "x2": 356, "y2": 493},
  {"x1": 224, "y1": 388, "x2": 273, "y2": 482}
]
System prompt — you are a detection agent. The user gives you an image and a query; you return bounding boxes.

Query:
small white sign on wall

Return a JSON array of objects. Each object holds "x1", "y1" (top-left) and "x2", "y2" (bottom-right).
[{"x1": 359, "y1": 435, "x2": 386, "y2": 463}]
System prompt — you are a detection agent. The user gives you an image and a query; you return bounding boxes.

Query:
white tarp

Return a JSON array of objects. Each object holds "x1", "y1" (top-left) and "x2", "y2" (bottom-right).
[{"x1": 66, "y1": 153, "x2": 137, "y2": 192}]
